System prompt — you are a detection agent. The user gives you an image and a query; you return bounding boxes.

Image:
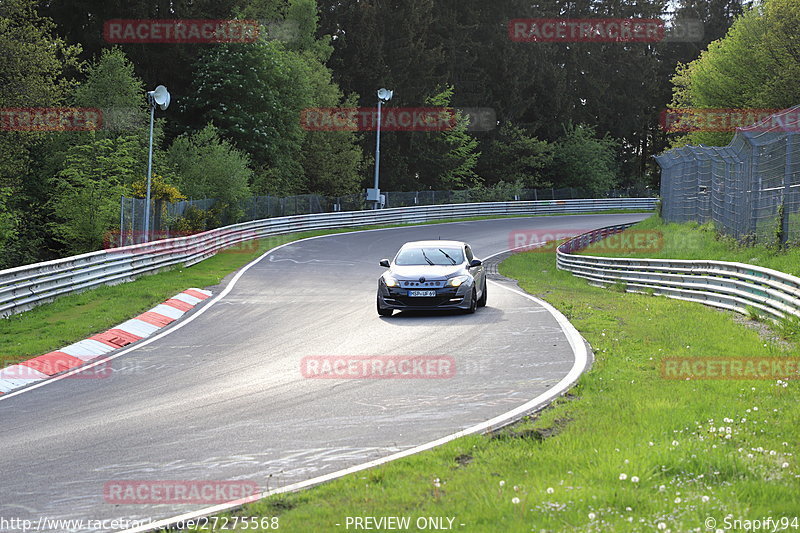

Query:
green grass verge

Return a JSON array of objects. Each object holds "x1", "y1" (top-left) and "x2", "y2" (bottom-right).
[
  {"x1": 0, "y1": 210, "x2": 650, "y2": 368},
  {"x1": 0, "y1": 232, "x2": 299, "y2": 367},
  {"x1": 186, "y1": 220, "x2": 800, "y2": 532},
  {"x1": 580, "y1": 216, "x2": 800, "y2": 277}
]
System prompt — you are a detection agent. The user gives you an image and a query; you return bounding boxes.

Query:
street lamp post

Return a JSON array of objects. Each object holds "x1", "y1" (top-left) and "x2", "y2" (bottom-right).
[
  {"x1": 143, "y1": 85, "x2": 170, "y2": 243},
  {"x1": 368, "y1": 88, "x2": 393, "y2": 209}
]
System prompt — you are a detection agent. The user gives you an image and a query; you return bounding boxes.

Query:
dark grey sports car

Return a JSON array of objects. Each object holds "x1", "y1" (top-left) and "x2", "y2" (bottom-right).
[{"x1": 377, "y1": 240, "x2": 487, "y2": 316}]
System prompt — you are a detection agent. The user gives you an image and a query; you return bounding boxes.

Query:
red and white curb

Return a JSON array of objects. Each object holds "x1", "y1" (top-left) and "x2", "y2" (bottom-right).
[{"x1": 0, "y1": 288, "x2": 212, "y2": 395}]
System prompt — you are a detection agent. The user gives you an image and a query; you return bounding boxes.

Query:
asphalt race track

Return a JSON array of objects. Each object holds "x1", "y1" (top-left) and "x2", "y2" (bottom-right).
[{"x1": 0, "y1": 213, "x2": 648, "y2": 532}]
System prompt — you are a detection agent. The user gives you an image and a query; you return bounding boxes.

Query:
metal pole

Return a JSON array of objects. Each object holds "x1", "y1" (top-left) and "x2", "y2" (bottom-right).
[
  {"x1": 144, "y1": 103, "x2": 155, "y2": 243},
  {"x1": 373, "y1": 99, "x2": 383, "y2": 209},
  {"x1": 782, "y1": 135, "x2": 793, "y2": 247},
  {"x1": 119, "y1": 196, "x2": 124, "y2": 247}
]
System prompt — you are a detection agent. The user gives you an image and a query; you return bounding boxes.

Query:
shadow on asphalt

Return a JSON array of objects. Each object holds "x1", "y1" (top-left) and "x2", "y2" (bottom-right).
[{"x1": 378, "y1": 305, "x2": 503, "y2": 323}]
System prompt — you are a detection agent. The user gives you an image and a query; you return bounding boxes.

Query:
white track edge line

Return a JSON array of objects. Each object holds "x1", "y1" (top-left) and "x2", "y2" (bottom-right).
[{"x1": 119, "y1": 241, "x2": 589, "y2": 533}]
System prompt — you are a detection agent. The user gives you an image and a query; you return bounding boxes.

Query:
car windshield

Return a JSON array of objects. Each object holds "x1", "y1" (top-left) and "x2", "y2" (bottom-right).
[{"x1": 395, "y1": 247, "x2": 464, "y2": 266}]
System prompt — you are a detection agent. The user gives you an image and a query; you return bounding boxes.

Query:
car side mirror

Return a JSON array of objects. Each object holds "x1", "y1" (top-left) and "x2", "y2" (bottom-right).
[
  {"x1": 470, "y1": 259, "x2": 482, "y2": 267},
  {"x1": 379, "y1": 259, "x2": 390, "y2": 268}
]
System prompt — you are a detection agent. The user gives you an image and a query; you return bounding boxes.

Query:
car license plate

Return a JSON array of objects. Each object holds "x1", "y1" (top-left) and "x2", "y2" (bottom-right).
[{"x1": 408, "y1": 290, "x2": 436, "y2": 297}]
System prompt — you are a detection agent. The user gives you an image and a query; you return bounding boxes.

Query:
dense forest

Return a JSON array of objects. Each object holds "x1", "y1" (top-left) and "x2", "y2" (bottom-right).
[{"x1": 3, "y1": 0, "x2": 799, "y2": 269}]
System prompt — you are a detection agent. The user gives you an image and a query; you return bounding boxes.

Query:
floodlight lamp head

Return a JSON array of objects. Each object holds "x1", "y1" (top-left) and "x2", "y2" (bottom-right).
[
  {"x1": 151, "y1": 85, "x2": 170, "y2": 110},
  {"x1": 377, "y1": 88, "x2": 393, "y2": 102}
]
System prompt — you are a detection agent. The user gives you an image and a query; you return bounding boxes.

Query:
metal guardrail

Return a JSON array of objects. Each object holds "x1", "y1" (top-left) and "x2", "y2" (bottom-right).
[
  {"x1": 0, "y1": 198, "x2": 655, "y2": 318},
  {"x1": 557, "y1": 223, "x2": 800, "y2": 320}
]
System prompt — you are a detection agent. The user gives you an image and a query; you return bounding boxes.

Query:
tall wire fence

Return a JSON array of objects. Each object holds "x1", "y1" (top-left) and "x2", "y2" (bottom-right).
[
  {"x1": 119, "y1": 185, "x2": 651, "y2": 245},
  {"x1": 655, "y1": 106, "x2": 800, "y2": 246}
]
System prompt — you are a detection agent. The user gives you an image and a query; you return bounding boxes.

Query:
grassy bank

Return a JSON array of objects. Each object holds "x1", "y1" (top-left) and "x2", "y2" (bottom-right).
[
  {"x1": 196, "y1": 219, "x2": 800, "y2": 532},
  {"x1": 581, "y1": 216, "x2": 800, "y2": 277}
]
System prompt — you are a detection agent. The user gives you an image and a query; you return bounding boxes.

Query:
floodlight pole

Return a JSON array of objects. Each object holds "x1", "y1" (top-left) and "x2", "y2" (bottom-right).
[
  {"x1": 143, "y1": 85, "x2": 169, "y2": 243},
  {"x1": 144, "y1": 98, "x2": 155, "y2": 243},
  {"x1": 372, "y1": 88, "x2": 393, "y2": 209},
  {"x1": 372, "y1": 98, "x2": 383, "y2": 209}
]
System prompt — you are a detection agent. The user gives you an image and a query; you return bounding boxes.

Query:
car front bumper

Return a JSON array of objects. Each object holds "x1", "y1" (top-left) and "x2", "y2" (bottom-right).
[{"x1": 377, "y1": 283, "x2": 472, "y2": 311}]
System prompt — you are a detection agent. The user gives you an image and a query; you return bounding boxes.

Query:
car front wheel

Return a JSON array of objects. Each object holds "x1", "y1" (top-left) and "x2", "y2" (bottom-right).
[
  {"x1": 477, "y1": 279, "x2": 487, "y2": 307},
  {"x1": 465, "y1": 286, "x2": 477, "y2": 314}
]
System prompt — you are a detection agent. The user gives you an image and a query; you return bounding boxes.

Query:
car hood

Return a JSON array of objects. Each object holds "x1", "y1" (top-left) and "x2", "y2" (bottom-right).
[{"x1": 390, "y1": 264, "x2": 465, "y2": 280}]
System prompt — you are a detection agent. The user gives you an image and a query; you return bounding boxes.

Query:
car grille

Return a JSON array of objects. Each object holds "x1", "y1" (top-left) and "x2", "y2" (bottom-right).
[{"x1": 399, "y1": 280, "x2": 446, "y2": 288}]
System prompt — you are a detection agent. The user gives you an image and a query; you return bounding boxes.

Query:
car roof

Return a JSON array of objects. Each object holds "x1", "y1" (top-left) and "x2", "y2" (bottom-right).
[{"x1": 399, "y1": 240, "x2": 467, "y2": 248}]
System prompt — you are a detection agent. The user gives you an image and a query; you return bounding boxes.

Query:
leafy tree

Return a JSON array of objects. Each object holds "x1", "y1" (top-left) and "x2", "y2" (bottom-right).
[
  {"x1": 282, "y1": 0, "x2": 333, "y2": 61},
  {"x1": 668, "y1": 0, "x2": 800, "y2": 147},
  {"x1": 548, "y1": 124, "x2": 620, "y2": 195},
  {"x1": 166, "y1": 124, "x2": 252, "y2": 220},
  {"x1": 42, "y1": 48, "x2": 152, "y2": 187},
  {"x1": 673, "y1": 0, "x2": 747, "y2": 52},
  {"x1": 0, "y1": 187, "x2": 16, "y2": 250},
  {"x1": 316, "y1": 0, "x2": 745, "y2": 190},
  {"x1": 758, "y1": 0, "x2": 800, "y2": 107},
  {"x1": 41, "y1": 0, "x2": 246, "y2": 143},
  {"x1": 300, "y1": 93, "x2": 365, "y2": 196},
  {"x1": 73, "y1": 47, "x2": 147, "y2": 134},
  {"x1": 185, "y1": 40, "x2": 312, "y2": 193},
  {"x1": 318, "y1": 0, "x2": 444, "y2": 109},
  {"x1": 0, "y1": 0, "x2": 80, "y2": 108},
  {"x1": 0, "y1": 0, "x2": 81, "y2": 267},
  {"x1": 129, "y1": 173, "x2": 187, "y2": 235},
  {"x1": 669, "y1": 6, "x2": 767, "y2": 146},
  {"x1": 477, "y1": 122, "x2": 553, "y2": 188},
  {"x1": 186, "y1": 0, "x2": 364, "y2": 197},
  {"x1": 288, "y1": 0, "x2": 364, "y2": 196},
  {"x1": 408, "y1": 86, "x2": 481, "y2": 190},
  {"x1": 470, "y1": 180, "x2": 525, "y2": 202},
  {"x1": 129, "y1": 174, "x2": 185, "y2": 202},
  {"x1": 44, "y1": 47, "x2": 160, "y2": 255},
  {"x1": 50, "y1": 135, "x2": 138, "y2": 254}
]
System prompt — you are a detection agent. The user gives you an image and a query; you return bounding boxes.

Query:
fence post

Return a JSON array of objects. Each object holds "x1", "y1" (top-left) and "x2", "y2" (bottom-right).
[
  {"x1": 131, "y1": 198, "x2": 136, "y2": 244},
  {"x1": 782, "y1": 134, "x2": 793, "y2": 247},
  {"x1": 119, "y1": 196, "x2": 124, "y2": 247}
]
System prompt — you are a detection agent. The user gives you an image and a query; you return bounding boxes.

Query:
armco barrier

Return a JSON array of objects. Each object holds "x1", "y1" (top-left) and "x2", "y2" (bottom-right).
[
  {"x1": 0, "y1": 198, "x2": 655, "y2": 317},
  {"x1": 557, "y1": 224, "x2": 800, "y2": 320}
]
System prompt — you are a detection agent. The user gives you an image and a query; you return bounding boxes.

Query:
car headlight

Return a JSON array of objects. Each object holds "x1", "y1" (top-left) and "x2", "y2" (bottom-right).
[
  {"x1": 383, "y1": 274, "x2": 399, "y2": 287},
  {"x1": 446, "y1": 275, "x2": 470, "y2": 287}
]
